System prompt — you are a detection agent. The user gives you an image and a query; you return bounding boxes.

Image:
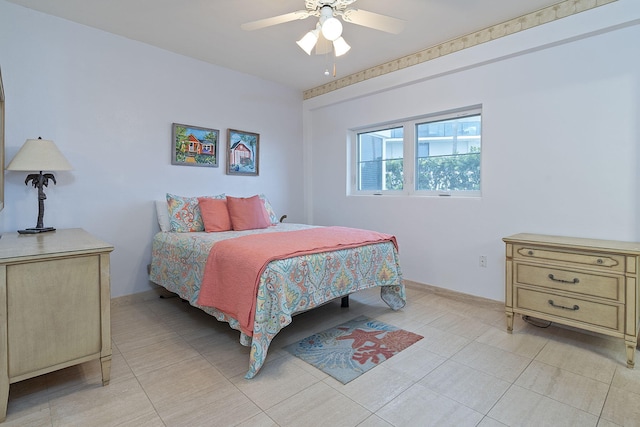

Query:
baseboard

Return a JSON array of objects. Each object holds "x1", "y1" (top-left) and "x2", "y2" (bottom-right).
[
  {"x1": 403, "y1": 279, "x2": 503, "y2": 310},
  {"x1": 110, "y1": 287, "x2": 173, "y2": 306}
]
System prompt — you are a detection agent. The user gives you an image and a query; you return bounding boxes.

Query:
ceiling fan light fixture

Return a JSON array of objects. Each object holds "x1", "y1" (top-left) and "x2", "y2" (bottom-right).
[
  {"x1": 333, "y1": 36, "x2": 351, "y2": 57},
  {"x1": 321, "y1": 17, "x2": 343, "y2": 41},
  {"x1": 296, "y1": 29, "x2": 319, "y2": 55}
]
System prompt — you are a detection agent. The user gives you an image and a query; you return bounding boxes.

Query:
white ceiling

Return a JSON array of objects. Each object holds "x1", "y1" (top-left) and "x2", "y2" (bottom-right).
[{"x1": 6, "y1": 0, "x2": 563, "y2": 91}]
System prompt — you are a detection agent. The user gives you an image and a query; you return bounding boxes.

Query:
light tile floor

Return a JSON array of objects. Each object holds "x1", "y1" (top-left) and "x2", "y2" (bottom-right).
[{"x1": 4, "y1": 283, "x2": 640, "y2": 426}]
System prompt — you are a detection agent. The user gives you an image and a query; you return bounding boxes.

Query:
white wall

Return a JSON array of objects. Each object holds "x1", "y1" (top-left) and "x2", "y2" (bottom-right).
[
  {"x1": 0, "y1": 1, "x2": 304, "y2": 297},
  {"x1": 304, "y1": 0, "x2": 640, "y2": 301}
]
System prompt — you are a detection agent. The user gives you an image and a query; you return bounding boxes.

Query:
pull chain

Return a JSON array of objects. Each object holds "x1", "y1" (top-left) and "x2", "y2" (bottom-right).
[{"x1": 322, "y1": 46, "x2": 338, "y2": 78}]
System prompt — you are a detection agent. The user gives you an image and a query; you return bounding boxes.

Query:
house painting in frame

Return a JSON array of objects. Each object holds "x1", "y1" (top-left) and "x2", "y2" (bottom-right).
[
  {"x1": 227, "y1": 128, "x2": 259, "y2": 176},
  {"x1": 172, "y1": 123, "x2": 219, "y2": 167}
]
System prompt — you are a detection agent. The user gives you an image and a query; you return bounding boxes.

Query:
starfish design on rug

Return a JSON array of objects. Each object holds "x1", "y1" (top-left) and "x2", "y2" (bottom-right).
[{"x1": 336, "y1": 327, "x2": 386, "y2": 348}]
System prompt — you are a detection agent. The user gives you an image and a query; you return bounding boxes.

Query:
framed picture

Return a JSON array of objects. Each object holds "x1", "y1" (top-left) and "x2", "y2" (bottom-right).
[
  {"x1": 227, "y1": 129, "x2": 259, "y2": 176},
  {"x1": 171, "y1": 123, "x2": 219, "y2": 167}
]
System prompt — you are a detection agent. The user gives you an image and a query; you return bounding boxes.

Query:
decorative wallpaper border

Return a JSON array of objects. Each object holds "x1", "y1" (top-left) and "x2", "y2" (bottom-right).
[{"x1": 303, "y1": 0, "x2": 617, "y2": 100}]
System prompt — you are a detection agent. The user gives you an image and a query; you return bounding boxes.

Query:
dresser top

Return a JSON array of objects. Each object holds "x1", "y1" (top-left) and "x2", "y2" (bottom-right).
[
  {"x1": 503, "y1": 233, "x2": 640, "y2": 254},
  {"x1": 0, "y1": 228, "x2": 113, "y2": 262}
]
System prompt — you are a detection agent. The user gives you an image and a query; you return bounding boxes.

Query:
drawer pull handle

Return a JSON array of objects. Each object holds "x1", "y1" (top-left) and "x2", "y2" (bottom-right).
[
  {"x1": 527, "y1": 250, "x2": 534, "y2": 256},
  {"x1": 548, "y1": 274, "x2": 579, "y2": 284},
  {"x1": 548, "y1": 299, "x2": 579, "y2": 311},
  {"x1": 596, "y1": 258, "x2": 603, "y2": 264}
]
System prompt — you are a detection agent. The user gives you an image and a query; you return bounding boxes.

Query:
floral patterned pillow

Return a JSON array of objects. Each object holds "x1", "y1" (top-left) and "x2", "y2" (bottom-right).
[
  {"x1": 259, "y1": 194, "x2": 279, "y2": 224},
  {"x1": 166, "y1": 193, "x2": 225, "y2": 232}
]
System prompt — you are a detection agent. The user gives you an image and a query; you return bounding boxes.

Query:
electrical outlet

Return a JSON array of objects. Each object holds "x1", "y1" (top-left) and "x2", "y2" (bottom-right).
[{"x1": 479, "y1": 256, "x2": 487, "y2": 268}]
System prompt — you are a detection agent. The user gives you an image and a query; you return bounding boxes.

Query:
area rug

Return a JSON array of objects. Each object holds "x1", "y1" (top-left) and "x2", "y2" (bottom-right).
[{"x1": 284, "y1": 315, "x2": 423, "y2": 384}]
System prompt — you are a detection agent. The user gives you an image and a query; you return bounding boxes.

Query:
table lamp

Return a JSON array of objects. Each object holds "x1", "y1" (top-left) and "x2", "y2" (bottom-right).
[{"x1": 6, "y1": 137, "x2": 73, "y2": 234}]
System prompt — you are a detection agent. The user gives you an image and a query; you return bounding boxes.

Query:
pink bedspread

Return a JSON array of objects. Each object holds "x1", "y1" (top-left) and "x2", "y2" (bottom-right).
[{"x1": 196, "y1": 226, "x2": 398, "y2": 336}]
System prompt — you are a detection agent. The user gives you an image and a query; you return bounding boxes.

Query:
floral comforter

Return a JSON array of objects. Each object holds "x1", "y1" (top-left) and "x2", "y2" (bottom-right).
[{"x1": 149, "y1": 223, "x2": 405, "y2": 378}]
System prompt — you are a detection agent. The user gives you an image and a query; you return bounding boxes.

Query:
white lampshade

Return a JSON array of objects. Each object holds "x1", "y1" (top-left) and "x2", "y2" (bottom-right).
[
  {"x1": 321, "y1": 17, "x2": 343, "y2": 41},
  {"x1": 333, "y1": 36, "x2": 351, "y2": 57},
  {"x1": 6, "y1": 138, "x2": 73, "y2": 171},
  {"x1": 296, "y1": 30, "x2": 319, "y2": 55}
]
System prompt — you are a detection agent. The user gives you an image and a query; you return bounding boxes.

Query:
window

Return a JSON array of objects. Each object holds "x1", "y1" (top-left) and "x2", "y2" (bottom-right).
[
  {"x1": 416, "y1": 113, "x2": 481, "y2": 192},
  {"x1": 357, "y1": 126, "x2": 404, "y2": 191},
  {"x1": 352, "y1": 106, "x2": 481, "y2": 196}
]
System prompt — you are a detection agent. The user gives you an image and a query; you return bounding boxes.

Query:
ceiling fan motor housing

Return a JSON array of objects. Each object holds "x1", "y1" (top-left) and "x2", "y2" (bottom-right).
[{"x1": 306, "y1": 1, "x2": 358, "y2": 13}]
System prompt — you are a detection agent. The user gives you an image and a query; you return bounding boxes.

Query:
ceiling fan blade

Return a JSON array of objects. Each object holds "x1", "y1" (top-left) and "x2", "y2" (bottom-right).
[
  {"x1": 241, "y1": 10, "x2": 312, "y2": 31},
  {"x1": 342, "y1": 9, "x2": 405, "y2": 34}
]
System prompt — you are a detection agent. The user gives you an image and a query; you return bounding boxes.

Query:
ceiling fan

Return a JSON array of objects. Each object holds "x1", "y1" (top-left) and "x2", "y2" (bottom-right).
[{"x1": 241, "y1": 0, "x2": 405, "y2": 57}]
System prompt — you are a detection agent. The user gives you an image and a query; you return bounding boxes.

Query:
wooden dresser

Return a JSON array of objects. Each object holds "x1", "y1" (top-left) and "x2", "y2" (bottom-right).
[
  {"x1": 503, "y1": 233, "x2": 640, "y2": 368},
  {"x1": 0, "y1": 228, "x2": 113, "y2": 422}
]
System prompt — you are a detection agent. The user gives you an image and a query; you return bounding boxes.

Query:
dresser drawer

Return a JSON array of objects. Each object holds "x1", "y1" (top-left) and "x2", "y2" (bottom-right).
[
  {"x1": 515, "y1": 287, "x2": 623, "y2": 332},
  {"x1": 513, "y1": 244, "x2": 625, "y2": 273},
  {"x1": 514, "y1": 263, "x2": 623, "y2": 302}
]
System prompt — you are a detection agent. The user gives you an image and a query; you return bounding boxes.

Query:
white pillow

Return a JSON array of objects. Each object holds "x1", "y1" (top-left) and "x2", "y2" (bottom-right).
[{"x1": 155, "y1": 200, "x2": 171, "y2": 232}]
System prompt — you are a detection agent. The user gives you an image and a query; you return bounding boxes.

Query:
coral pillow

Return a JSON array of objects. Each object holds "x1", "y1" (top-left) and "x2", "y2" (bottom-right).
[
  {"x1": 226, "y1": 195, "x2": 271, "y2": 231},
  {"x1": 198, "y1": 197, "x2": 232, "y2": 232}
]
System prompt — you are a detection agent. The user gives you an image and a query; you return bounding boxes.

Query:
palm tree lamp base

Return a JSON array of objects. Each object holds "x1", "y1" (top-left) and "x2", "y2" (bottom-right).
[{"x1": 20, "y1": 170, "x2": 58, "y2": 235}]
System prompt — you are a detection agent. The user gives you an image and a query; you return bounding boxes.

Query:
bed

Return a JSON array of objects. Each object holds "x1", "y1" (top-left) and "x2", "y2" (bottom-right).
[{"x1": 148, "y1": 195, "x2": 406, "y2": 378}]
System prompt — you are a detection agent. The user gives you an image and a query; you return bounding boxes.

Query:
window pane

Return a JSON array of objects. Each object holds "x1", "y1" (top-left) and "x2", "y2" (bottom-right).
[
  {"x1": 415, "y1": 114, "x2": 481, "y2": 191},
  {"x1": 357, "y1": 127, "x2": 403, "y2": 191}
]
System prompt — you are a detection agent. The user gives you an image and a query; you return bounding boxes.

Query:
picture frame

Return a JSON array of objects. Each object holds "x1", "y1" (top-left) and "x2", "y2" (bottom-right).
[
  {"x1": 227, "y1": 129, "x2": 259, "y2": 176},
  {"x1": 171, "y1": 123, "x2": 219, "y2": 167}
]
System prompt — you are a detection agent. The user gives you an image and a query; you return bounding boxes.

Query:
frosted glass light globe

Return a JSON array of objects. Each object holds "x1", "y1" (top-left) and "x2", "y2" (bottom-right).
[{"x1": 321, "y1": 17, "x2": 343, "y2": 41}]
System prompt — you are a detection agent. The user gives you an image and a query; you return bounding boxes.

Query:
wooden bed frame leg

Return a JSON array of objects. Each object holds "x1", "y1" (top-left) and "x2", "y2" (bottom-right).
[{"x1": 341, "y1": 296, "x2": 349, "y2": 307}]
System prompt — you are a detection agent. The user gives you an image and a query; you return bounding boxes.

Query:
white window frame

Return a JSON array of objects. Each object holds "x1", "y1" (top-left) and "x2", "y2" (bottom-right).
[{"x1": 349, "y1": 105, "x2": 482, "y2": 197}]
